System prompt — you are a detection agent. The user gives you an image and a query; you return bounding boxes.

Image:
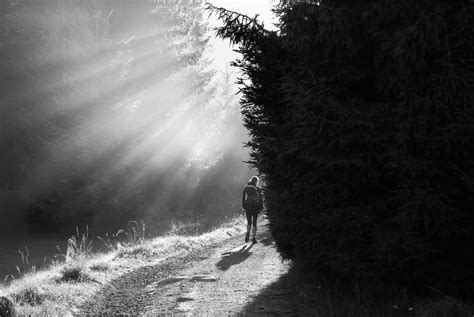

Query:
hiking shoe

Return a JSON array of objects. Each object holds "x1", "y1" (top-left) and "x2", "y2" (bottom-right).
[
  {"x1": 245, "y1": 232, "x2": 250, "y2": 242},
  {"x1": 252, "y1": 237, "x2": 257, "y2": 244}
]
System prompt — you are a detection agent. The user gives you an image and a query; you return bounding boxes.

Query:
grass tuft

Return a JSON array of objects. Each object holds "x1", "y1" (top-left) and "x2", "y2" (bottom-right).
[
  {"x1": 12, "y1": 247, "x2": 37, "y2": 280},
  {"x1": 97, "y1": 233, "x2": 118, "y2": 252},
  {"x1": 66, "y1": 226, "x2": 94, "y2": 261},
  {"x1": 12, "y1": 286, "x2": 45, "y2": 306},
  {"x1": 116, "y1": 220, "x2": 146, "y2": 246},
  {"x1": 60, "y1": 267, "x2": 82, "y2": 282},
  {"x1": 58, "y1": 263, "x2": 97, "y2": 284},
  {"x1": 89, "y1": 263, "x2": 109, "y2": 272},
  {"x1": 167, "y1": 221, "x2": 202, "y2": 236}
]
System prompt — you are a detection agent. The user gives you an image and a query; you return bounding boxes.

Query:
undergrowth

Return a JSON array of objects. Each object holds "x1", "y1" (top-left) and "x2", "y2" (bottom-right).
[{"x1": 281, "y1": 264, "x2": 474, "y2": 317}]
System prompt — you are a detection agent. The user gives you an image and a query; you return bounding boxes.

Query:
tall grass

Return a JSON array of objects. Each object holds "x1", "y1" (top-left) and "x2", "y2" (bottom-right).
[
  {"x1": 66, "y1": 226, "x2": 94, "y2": 261},
  {"x1": 96, "y1": 233, "x2": 116, "y2": 252},
  {"x1": 0, "y1": 216, "x2": 246, "y2": 315},
  {"x1": 3, "y1": 247, "x2": 38, "y2": 285},
  {"x1": 3, "y1": 219, "x2": 148, "y2": 287},
  {"x1": 116, "y1": 220, "x2": 146, "y2": 246},
  {"x1": 17, "y1": 247, "x2": 35, "y2": 277}
]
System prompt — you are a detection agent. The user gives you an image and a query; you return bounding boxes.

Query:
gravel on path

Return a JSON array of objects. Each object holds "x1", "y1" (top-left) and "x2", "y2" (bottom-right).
[{"x1": 80, "y1": 221, "x2": 298, "y2": 316}]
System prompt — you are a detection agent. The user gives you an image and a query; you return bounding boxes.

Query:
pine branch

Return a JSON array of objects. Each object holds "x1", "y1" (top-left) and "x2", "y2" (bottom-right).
[{"x1": 204, "y1": 2, "x2": 273, "y2": 42}]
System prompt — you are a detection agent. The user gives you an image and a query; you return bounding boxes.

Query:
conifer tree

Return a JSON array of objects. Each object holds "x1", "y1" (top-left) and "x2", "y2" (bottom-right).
[{"x1": 208, "y1": 0, "x2": 474, "y2": 295}]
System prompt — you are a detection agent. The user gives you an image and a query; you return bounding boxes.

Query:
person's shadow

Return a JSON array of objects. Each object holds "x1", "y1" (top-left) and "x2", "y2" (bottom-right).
[{"x1": 216, "y1": 244, "x2": 254, "y2": 271}]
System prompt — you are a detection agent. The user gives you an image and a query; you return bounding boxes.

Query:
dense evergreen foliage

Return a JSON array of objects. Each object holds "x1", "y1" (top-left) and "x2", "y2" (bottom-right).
[{"x1": 210, "y1": 0, "x2": 474, "y2": 295}]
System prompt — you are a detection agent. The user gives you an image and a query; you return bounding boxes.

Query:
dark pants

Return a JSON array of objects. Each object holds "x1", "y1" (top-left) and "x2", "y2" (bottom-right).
[{"x1": 245, "y1": 206, "x2": 259, "y2": 228}]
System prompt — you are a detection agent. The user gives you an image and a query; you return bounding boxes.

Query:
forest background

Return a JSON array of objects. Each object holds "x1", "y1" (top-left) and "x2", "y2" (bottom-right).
[{"x1": 0, "y1": 0, "x2": 254, "y2": 239}]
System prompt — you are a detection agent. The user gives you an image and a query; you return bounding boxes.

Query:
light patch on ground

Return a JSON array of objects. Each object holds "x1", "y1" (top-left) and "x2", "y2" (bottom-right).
[{"x1": 137, "y1": 223, "x2": 295, "y2": 315}]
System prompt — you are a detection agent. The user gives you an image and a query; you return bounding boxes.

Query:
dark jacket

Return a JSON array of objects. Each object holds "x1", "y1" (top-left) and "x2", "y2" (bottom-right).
[{"x1": 242, "y1": 182, "x2": 263, "y2": 211}]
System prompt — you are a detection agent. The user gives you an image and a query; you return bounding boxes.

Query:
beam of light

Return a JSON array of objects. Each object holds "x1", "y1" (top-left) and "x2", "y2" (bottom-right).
[{"x1": 2, "y1": 0, "x2": 257, "y2": 234}]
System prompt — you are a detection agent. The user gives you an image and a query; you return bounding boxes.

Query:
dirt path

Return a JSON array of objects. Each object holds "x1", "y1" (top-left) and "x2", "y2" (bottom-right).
[{"x1": 80, "y1": 222, "x2": 298, "y2": 315}]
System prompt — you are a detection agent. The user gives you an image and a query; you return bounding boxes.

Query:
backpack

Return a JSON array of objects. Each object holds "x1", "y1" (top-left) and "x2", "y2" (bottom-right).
[{"x1": 243, "y1": 185, "x2": 262, "y2": 209}]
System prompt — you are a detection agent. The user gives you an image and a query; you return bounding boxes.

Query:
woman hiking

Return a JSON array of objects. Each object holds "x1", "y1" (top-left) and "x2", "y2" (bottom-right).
[{"x1": 242, "y1": 176, "x2": 263, "y2": 244}]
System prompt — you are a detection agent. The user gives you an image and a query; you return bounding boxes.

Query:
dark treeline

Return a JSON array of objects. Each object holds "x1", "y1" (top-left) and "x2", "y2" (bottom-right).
[
  {"x1": 0, "y1": 0, "x2": 253, "y2": 237},
  {"x1": 210, "y1": 0, "x2": 474, "y2": 297}
]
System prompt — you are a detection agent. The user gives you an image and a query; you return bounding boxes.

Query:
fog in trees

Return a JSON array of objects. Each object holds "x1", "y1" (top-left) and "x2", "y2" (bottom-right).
[{"x1": 0, "y1": 0, "x2": 254, "y2": 245}]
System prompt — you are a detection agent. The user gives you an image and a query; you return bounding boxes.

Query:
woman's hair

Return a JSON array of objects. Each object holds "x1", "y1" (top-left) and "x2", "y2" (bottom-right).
[{"x1": 249, "y1": 176, "x2": 259, "y2": 184}]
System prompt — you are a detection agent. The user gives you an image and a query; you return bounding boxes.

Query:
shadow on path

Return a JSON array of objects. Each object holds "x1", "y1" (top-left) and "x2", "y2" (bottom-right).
[
  {"x1": 239, "y1": 265, "x2": 315, "y2": 316},
  {"x1": 215, "y1": 223, "x2": 274, "y2": 271},
  {"x1": 239, "y1": 224, "x2": 317, "y2": 316},
  {"x1": 257, "y1": 222, "x2": 275, "y2": 246},
  {"x1": 259, "y1": 234, "x2": 274, "y2": 246},
  {"x1": 216, "y1": 244, "x2": 254, "y2": 271}
]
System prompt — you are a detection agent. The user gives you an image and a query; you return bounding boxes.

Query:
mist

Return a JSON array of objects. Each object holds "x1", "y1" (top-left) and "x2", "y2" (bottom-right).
[{"x1": 0, "y1": 0, "x2": 255, "y2": 240}]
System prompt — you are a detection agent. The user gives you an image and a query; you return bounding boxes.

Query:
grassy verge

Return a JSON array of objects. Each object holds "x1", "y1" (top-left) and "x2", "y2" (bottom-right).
[{"x1": 0, "y1": 217, "x2": 246, "y2": 315}]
